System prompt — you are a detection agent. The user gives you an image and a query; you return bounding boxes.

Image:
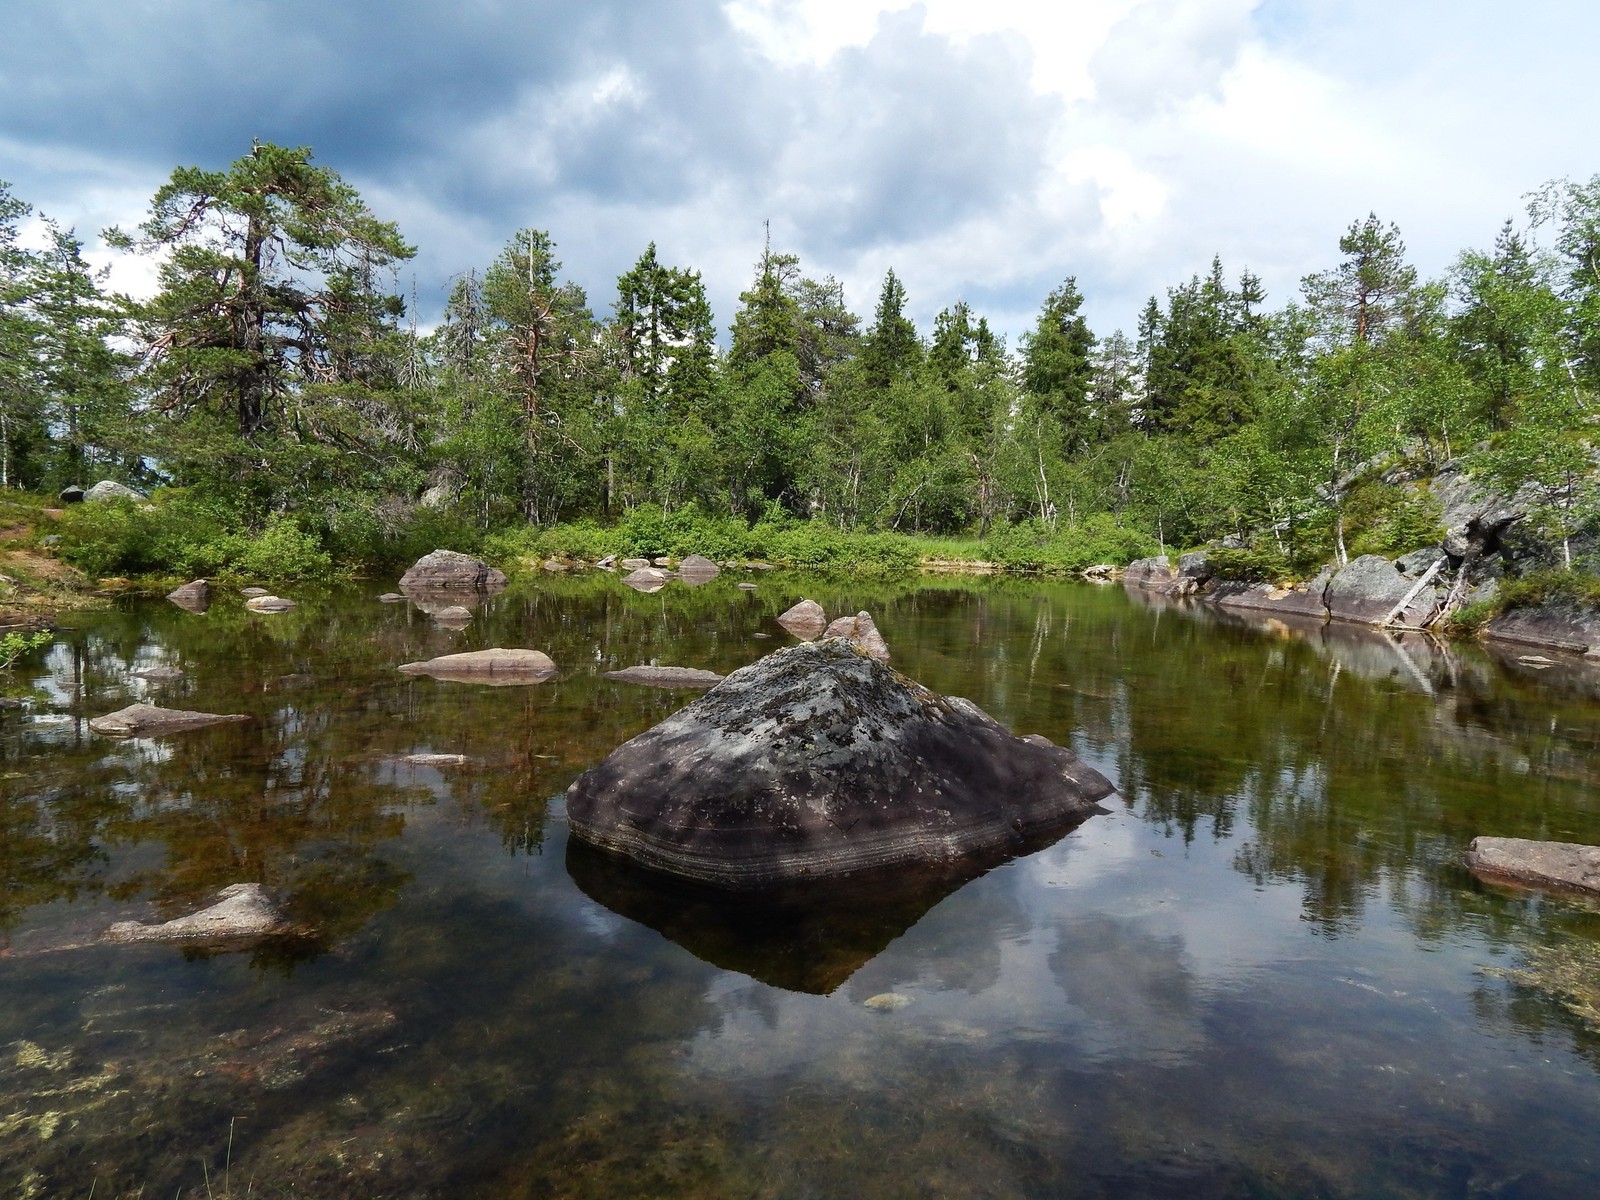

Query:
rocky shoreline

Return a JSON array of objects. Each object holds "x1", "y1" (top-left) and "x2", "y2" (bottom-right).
[{"x1": 1119, "y1": 460, "x2": 1600, "y2": 663}]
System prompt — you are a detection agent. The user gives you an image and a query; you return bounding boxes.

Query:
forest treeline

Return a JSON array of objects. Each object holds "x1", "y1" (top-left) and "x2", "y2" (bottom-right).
[{"x1": 2, "y1": 142, "x2": 1598, "y2": 580}]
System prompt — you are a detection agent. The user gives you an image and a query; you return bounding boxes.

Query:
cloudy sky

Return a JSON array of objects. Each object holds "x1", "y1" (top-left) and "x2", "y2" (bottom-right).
[{"x1": 4, "y1": 0, "x2": 1597, "y2": 345}]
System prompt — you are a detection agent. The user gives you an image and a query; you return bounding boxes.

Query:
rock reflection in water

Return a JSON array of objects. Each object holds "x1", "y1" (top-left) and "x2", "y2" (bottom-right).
[{"x1": 566, "y1": 820, "x2": 1084, "y2": 994}]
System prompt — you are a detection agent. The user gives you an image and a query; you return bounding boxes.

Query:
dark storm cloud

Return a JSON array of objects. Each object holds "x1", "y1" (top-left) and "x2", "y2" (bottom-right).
[
  {"x1": 2, "y1": 0, "x2": 615, "y2": 170},
  {"x1": 1, "y1": 0, "x2": 1069, "y2": 334}
]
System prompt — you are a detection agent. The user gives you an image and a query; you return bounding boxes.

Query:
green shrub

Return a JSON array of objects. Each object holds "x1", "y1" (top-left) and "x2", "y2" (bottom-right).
[
  {"x1": 235, "y1": 513, "x2": 334, "y2": 581},
  {"x1": 0, "y1": 630, "x2": 52, "y2": 670},
  {"x1": 1348, "y1": 487, "x2": 1445, "y2": 558},
  {"x1": 1206, "y1": 543, "x2": 1294, "y2": 584},
  {"x1": 981, "y1": 515, "x2": 1157, "y2": 573},
  {"x1": 55, "y1": 491, "x2": 337, "y2": 582},
  {"x1": 1495, "y1": 569, "x2": 1600, "y2": 612}
]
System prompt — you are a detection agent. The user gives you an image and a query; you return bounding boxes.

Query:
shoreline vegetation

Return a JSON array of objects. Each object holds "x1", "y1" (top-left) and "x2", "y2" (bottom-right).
[{"x1": 4, "y1": 143, "x2": 1600, "y2": 658}]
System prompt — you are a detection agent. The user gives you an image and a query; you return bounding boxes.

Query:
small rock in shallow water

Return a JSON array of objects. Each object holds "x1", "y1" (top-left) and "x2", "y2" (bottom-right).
[
  {"x1": 245, "y1": 595, "x2": 296, "y2": 612},
  {"x1": 864, "y1": 993, "x2": 911, "y2": 1011},
  {"x1": 398, "y1": 648, "x2": 557, "y2": 685},
  {"x1": 103, "y1": 883, "x2": 290, "y2": 945},
  {"x1": 89, "y1": 703, "x2": 248, "y2": 737},
  {"x1": 776, "y1": 598, "x2": 827, "y2": 639},
  {"x1": 398, "y1": 753, "x2": 470, "y2": 766}
]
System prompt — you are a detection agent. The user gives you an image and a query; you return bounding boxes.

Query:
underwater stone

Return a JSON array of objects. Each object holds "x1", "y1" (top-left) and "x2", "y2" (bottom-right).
[
  {"x1": 604, "y1": 665, "x2": 724, "y2": 689},
  {"x1": 566, "y1": 639, "x2": 1114, "y2": 890},
  {"x1": 104, "y1": 883, "x2": 289, "y2": 945}
]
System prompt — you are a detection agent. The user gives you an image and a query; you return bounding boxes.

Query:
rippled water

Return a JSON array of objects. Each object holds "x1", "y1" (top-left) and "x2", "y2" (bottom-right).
[{"x1": 2, "y1": 572, "x2": 1600, "y2": 1198}]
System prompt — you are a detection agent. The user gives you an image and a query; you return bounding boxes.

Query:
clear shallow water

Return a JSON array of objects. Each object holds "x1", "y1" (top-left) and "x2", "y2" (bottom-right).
[{"x1": 2, "y1": 573, "x2": 1599, "y2": 1197}]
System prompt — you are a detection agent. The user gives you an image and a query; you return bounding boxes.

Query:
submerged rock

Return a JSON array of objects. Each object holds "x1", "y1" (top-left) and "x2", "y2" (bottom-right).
[
  {"x1": 398, "y1": 549, "x2": 507, "y2": 593},
  {"x1": 823, "y1": 610, "x2": 890, "y2": 660},
  {"x1": 1465, "y1": 836, "x2": 1600, "y2": 895},
  {"x1": 104, "y1": 883, "x2": 290, "y2": 945},
  {"x1": 117, "y1": 898, "x2": 291, "y2": 955},
  {"x1": 377, "y1": 592, "x2": 404, "y2": 602},
  {"x1": 245, "y1": 595, "x2": 296, "y2": 613},
  {"x1": 776, "y1": 598, "x2": 827, "y2": 639},
  {"x1": 241, "y1": 586, "x2": 270, "y2": 597},
  {"x1": 566, "y1": 639, "x2": 1114, "y2": 890},
  {"x1": 397, "y1": 752, "x2": 470, "y2": 767},
  {"x1": 397, "y1": 648, "x2": 557, "y2": 685},
  {"x1": 604, "y1": 665, "x2": 725, "y2": 689},
  {"x1": 89, "y1": 703, "x2": 249, "y2": 737},
  {"x1": 131, "y1": 665, "x2": 185, "y2": 682},
  {"x1": 431, "y1": 604, "x2": 473, "y2": 625},
  {"x1": 165, "y1": 579, "x2": 210, "y2": 611}
]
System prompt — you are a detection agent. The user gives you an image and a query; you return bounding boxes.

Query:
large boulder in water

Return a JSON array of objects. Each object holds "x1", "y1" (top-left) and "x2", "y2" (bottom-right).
[
  {"x1": 566, "y1": 639, "x2": 1115, "y2": 890},
  {"x1": 398, "y1": 549, "x2": 507, "y2": 593}
]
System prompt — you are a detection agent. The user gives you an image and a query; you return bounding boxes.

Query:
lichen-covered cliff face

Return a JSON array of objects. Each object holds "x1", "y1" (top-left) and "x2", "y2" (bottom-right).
[{"x1": 565, "y1": 639, "x2": 1115, "y2": 889}]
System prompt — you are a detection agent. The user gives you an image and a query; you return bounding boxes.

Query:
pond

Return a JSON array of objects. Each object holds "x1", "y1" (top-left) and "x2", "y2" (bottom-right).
[{"x1": 2, "y1": 571, "x2": 1599, "y2": 1198}]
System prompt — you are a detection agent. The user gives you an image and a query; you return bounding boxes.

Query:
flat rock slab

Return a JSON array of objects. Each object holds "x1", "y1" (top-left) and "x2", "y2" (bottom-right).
[
  {"x1": 1465, "y1": 836, "x2": 1600, "y2": 895},
  {"x1": 777, "y1": 598, "x2": 827, "y2": 639},
  {"x1": 397, "y1": 753, "x2": 470, "y2": 766},
  {"x1": 432, "y1": 605, "x2": 473, "y2": 624},
  {"x1": 604, "y1": 665, "x2": 725, "y2": 689},
  {"x1": 567, "y1": 639, "x2": 1115, "y2": 890},
  {"x1": 398, "y1": 648, "x2": 557, "y2": 685},
  {"x1": 89, "y1": 703, "x2": 249, "y2": 737},
  {"x1": 131, "y1": 665, "x2": 185, "y2": 682},
  {"x1": 377, "y1": 592, "x2": 404, "y2": 602},
  {"x1": 399, "y1": 548, "x2": 508, "y2": 592},
  {"x1": 824, "y1": 611, "x2": 890, "y2": 660},
  {"x1": 1485, "y1": 606, "x2": 1600, "y2": 656},
  {"x1": 245, "y1": 595, "x2": 296, "y2": 612},
  {"x1": 104, "y1": 883, "x2": 290, "y2": 945},
  {"x1": 241, "y1": 586, "x2": 270, "y2": 597}
]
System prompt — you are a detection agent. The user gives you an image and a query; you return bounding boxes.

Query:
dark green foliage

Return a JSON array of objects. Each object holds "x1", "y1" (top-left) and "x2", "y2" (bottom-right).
[
  {"x1": 53, "y1": 492, "x2": 333, "y2": 581},
  {"x1": 981, "y1": 514, "x2": 1156, "y2": 573},
  {"x1": 1206, "y1": 543, "x2": 1293, "y2": 584},
  {"x1": 8, "y1": 148, "x2": 1600, "y2": 600}
]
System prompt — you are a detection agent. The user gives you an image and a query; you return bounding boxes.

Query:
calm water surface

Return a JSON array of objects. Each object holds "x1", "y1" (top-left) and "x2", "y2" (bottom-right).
[{"x1": 2, "y1": 572, "x2": 1600, "y2": 1197}]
